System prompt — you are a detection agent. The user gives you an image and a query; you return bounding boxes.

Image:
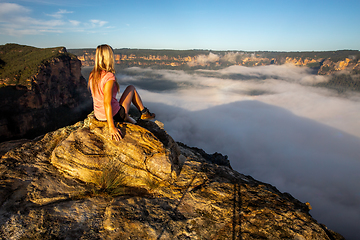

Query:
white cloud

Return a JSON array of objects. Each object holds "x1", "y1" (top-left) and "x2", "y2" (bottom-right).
[
  {"x1": 0, "y1": 3, "x2": 108, "y2": 36},
  {"x1": 221, "y1": 52, "x2": 243, "y2": 63},
  {"x1": 69, "y1": 20, "x2": 81, "y2": 26},
  {"x1": 187, "y1": 52, "x2": 220, "y2": 66},
  {"x1": 118, "y1": 65, "x2": 360, "y2": 240},
  {"x1": 0, "y1": 3, "x2": 66, "y2": 36},
  {"x1": 0, "y1": 3, "x2": 30, "y2": 17},
  {"x1": 90, "y1": 19, "x2": 108, "y2": 27},
  {"x1": 57, "y1": 9, "x2": 73, "y2": 14},
  {"x1": 47, "y1": 9, "x2": 73, "y2": 18}
]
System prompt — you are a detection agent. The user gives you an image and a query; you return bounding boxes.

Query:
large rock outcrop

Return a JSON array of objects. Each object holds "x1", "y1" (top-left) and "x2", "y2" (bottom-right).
[
  {"x1": 0, "y1": 115, "x2": 344, "y2": 239},
  {"x1": 51, "y1": 114, "x2": 180, "y2": 188},
  {"x1": 0, "y1": 44, "x2": 92, "y2": 142}
]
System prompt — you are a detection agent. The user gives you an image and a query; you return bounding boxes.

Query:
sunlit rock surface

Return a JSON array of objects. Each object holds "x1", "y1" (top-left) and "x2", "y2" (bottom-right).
[
  {"x1": 0, "y1": 115, "x2": 344, "y2": 239},
  {"x1": 51, "y1": 114, "x2": 180, "y2": 188}
]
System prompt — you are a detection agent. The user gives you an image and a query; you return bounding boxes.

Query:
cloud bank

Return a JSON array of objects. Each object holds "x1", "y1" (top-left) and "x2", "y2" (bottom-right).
[
  {"x1": 118, "y1": 65, "x2": 360, "y2": 240},
  {"x1": 187, "y1": 52, "x2": 220, "y2": 66},
  {"x1": 186, "y1": 52, "x2": 262, "y2": 66}
]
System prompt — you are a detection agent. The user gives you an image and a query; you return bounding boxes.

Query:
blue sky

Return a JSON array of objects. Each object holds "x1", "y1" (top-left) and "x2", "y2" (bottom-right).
[{"x1": 0, "y1": 0, "x2": 359, "y2": 51}]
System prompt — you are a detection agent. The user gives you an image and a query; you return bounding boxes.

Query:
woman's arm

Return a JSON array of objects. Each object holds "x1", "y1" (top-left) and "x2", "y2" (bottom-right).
[{"x1": 104, "y1": 80, "x2": 122, "y2": 141}]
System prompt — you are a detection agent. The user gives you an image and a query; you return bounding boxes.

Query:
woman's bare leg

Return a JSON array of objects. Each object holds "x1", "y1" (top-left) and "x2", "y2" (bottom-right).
[{"x1": 119, "y1": 85, "x2": 145, "y2": 120}]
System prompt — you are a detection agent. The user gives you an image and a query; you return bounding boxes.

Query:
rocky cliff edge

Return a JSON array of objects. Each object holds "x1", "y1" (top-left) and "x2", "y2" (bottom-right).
[
  {"x1": 0, "y1": 44, "x2": 92, "y2": 142},
  {"x1": 0, "y1": 114, "x2": 344, "y2": 239}
]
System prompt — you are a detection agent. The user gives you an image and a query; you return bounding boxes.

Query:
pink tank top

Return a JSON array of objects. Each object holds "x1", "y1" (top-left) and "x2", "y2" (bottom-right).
[{"x1": 90, "y1": 71, "x2": 120, "y2": 121}]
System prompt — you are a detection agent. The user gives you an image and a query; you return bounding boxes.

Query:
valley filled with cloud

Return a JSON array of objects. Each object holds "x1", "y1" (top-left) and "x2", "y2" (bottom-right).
[{"x1": 116, "y1": 65, "x2": 360, "y2": 239}]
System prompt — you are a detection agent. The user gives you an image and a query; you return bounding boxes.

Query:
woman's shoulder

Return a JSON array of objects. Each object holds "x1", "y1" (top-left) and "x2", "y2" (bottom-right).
[
  {"x1": 99, "y1": 71, "x2": 115, "y2": 83},
  {"x1": 101, "y1": 71, "x2": 115, "y2": 81}
]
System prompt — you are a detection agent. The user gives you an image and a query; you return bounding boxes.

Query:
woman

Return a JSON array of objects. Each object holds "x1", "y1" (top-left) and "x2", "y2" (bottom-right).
[{"x1": 89, "y1": 44, "x2": 155, "y2": 141}]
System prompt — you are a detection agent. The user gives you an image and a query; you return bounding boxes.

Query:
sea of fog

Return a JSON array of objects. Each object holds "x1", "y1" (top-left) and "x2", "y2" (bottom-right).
[{"x1": 107, "y1": 65, "x2": 359, "y2": 239}]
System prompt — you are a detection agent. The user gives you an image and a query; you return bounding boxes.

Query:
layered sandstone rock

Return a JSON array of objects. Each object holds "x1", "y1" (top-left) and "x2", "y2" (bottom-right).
[
  {"x1": 51, "y1": 114, "x2": 180, "y2": 188},
  {"x1": 284, "y1": 57, "x2": 323, "y2": 67},
  {"x1": 0, "y1": 115, "x2": 344, "y2": 239},
  {"x1": 319, "y1": 58, "x2": 360, "y2": 74},
  {"x1": 0, "y1": 47, "x2": 92, "y2": 141}
]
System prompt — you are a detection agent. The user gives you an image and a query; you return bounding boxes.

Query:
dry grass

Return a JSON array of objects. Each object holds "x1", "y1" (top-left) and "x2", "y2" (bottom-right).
[
  {"x1": 143, "y1": 173, "x2": 161, "y2": 192},
  {"x1": 94, "y1": 160, "x2": 127, "y2": 196}
]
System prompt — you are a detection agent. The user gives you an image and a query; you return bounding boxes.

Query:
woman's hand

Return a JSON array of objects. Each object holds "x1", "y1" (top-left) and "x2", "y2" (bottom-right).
[
  {"x1": 104, "y1": 80, "x2": 122, "y2": 141},
  {"x1": 109, "y1": 125, "x2": 122, "y2": 141}
]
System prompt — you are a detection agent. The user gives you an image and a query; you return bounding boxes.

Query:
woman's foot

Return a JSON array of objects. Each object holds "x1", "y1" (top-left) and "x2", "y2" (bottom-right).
[{"x1": 140, "y1": 107, "x2": 155, "y2": 120}]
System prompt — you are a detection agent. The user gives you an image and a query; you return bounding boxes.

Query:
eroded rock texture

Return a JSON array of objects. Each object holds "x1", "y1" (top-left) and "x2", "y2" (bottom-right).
[
  {"x1": 0, "y1": 115, "x2": 344, "y2": 239},
  {"x1": 0, "y1": 48, "x2": 92, "y2": 141},
  {"x1": 51, "y1": 114, "x2": 180, "y2": 188}
]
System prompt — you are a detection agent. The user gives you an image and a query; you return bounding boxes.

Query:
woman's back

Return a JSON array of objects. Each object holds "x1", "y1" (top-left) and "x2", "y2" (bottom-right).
[{"x1": 90, "y1": 71, "x2": 120, "y2": 121}]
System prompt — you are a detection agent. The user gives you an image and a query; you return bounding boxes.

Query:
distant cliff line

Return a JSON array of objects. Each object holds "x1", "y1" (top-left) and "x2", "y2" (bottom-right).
[{"x1": 69, "y1": 49, "x2": 360, "y2": 75}]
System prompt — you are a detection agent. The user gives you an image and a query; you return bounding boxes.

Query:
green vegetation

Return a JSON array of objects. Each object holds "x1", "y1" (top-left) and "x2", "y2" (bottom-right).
[
  {"x1": 257, "y1": 50, "x2": 360, "y2": 62},
  {"x1": 143, "y1": 174, "x2": 161, "y2": 191},
  {"x1": 69, "y1": 48, "x2": 360, "y2": 61},
  {"x1": 320, "y1": 65, "x2": 334, "y2": 73},
  {"x1": 70, "y1": 48, "x2": 213, "y2": 59},
  {"x1": 316, "y1": 74, "x2": 360, "y2": 93},
  {"x1": 93, "y1": 160, "x2": 127, "y2": 196},
  {"x1": 0, "y1": 43, "x2": 77, "y2": 88},
  {"x1": 114, "y1": 48, "x2": 214, "y2": 58},
  {"x1": 306, "y1": 62, "x2": 322, "y2": 69}
]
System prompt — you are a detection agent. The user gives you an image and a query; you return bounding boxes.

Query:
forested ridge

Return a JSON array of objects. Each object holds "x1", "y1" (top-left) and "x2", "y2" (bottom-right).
[{"x1": 0, "y1": 44, "x2": 77, "y2": 88}]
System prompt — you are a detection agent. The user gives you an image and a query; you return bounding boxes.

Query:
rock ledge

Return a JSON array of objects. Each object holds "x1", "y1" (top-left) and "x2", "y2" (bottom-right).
[{"x1": 0, "y1": 116, "x2": 344, "y2": 239}]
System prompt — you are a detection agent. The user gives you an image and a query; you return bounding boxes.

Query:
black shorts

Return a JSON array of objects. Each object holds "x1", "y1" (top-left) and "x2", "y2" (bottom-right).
[{"x1": 113, "y1": 105, "x2": 126, "y2": 122}]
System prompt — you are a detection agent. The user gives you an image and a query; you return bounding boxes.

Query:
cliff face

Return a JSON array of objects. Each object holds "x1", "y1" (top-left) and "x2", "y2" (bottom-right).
[
  {"x1": 0, "y1": 45, "x2": 92, "y2": 141},
  {"x1": 70, "y1": 49, "x2": 360, "y2": 75},
  {"x1": 0, "y1": 115, "x2": 344, "y2": 240}
]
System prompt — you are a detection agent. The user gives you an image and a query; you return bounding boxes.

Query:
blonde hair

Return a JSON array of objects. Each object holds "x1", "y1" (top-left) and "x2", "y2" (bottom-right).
[{"x1": 89, "y1": 44, "x2": 119, "y2": 95}]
